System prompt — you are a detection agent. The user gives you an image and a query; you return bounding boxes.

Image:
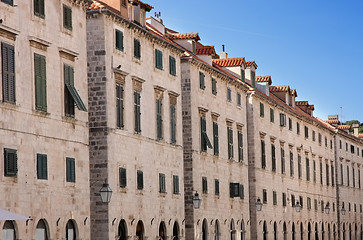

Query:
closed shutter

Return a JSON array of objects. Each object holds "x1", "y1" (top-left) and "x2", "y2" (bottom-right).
[
  {"x1": 239, "y1": 184, "x2": 244, "y2": 199},
  {"x1": 134, "y1": 91, "x2": 141, "y2": 133},
  {"x1": 34, "y1": 0, "x2": 45, "y2": 17},
  {"x1": 260, "y1": 102, "x2": 264, "y2": 117},
  {"x1": 213, "y1": 122, "x2": 219, "y2": 156},
  {"x1": 115, "y1": 30, "x2": 124, "y2": 51},
  {"x1": 37, "y1": 154, "x2": 48, "y2": 180},
  {"x1": 4, "y1": 148, "x2": 17, "y2": 177},
  {"x1": 119, "y1": 168, "x2": 127, "y2": 187},
  {"x1": 66, "y1": 157, "x2": 75, "y2": 182},
  {"x1": 238, "y1": 131, "x2": 243, "y2": 162},
  {"x1": 155, "y1": 49, "x2": 163, "y2": 69},
  {"x1": 173, "y1": 175, "x2": 179, "y2": 194},
  {"x1": 156, "y1": 99, "x2": 163, "y2": 140},
  {"x1": 200, "y1": 117, "x2": 206, "y2": 151},
  {"x1": 170, "y1": 104, "x2": 176, "y2": 143},
  {"x1": 134, "y1": 39, "x2": 140, "y2": 59},
  {"x1": 137, "y1": 171, "x2": 143, "y2": 189},
  {"x1": 202, "y1": 177, "x2": 207, "y2": 193},
  {"x1": 241, "y1": 69, "x2": 245, "y2": 82},
  {"x1": 34, "y1": 54, "x2": 47, "y2": 111},
  {"x1": 159, "y1": 173, "x2": 166, "y2": 193},
  {"x1": 116, "y1": 84, "x2": 124, "y2": 128},
  {"x1": 272, "y1": 144, "x2": 276, "y2": 171},
  {"x1": 228, "y1": 127, "x2": 233, "y2": 159},
  {"x1": 63, "y1": 5, "x2": 72, "y2": 30},
  {"x1": 2, "y1": 43, "x2": 16, "y2": 103},
  {"x1": 169, "y1": 56, "x2": 176, "y2": 76},
  {"x1": 215, "y1": 179, "x2": 219, "y2": 195},
  {"x1": 261, "y1": 140, "x2": 266, "y2": 168},
  {"x1": 229, "y1": 183, "x2": 239, "y2": 198},
  {"x1": 199, "y1": 72, "x2": 205, "y2": 89},
  {"x1": 212, "y1": 78, "x2": 217, "y2": 95}
]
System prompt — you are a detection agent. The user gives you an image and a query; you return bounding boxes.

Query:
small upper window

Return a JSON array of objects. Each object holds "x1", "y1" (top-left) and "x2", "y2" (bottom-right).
[
  {"x1": 134, "y1": 39, "x2": 141, "y2": 59},
  {"x1": 34, "y1": 0, "x2": 45, "y2": 18},
  {"x1": 115, "y1": 29, "x2": 124, "y2": 51},
  {"x1": 169, "y1": 56, "x2": 176, "y2": 76},
  {"x1": 155, "y1": 49, "x2": 163, "y2": 70},
  {"x1": 1, "y1": 0, "x2": 13, "y2": 6},
  {"x1": 63, "y1": 5, "x2": 72, "y2": 30}
]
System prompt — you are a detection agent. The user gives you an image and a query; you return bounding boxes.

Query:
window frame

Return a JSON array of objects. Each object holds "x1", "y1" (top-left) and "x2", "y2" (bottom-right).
[
  {"x1": 66, "y1": 157, "x2": 76, "y2": 183},
  {"x1": 36, "y1": 153, "x2": 48, "y2": 180},
  {"x1": 134, "y1": 38, "x2": 141, "y2": 59},
  {"x1": 63, "y1": 4, "x2": 72, "y2": 30},
  {"x1": 34, "y1": 0, "x2": 45, "y2": 18},
  {"x1": 4, "y1": 148, "x2": 17, "y2": 177},
  {"x1": 169, "y1": 56, "x2": 176, "y2": 76},
  {"x1": 34, "y1": 53, "x2": 47, "y2": 111},
  {"x1": 155, "y1": 49, "x2": 163, "y2": 70},
  {"x1": 115, "y1": 29, "x2": 124, "y2": 51},
  {"x1": 1, "y1": 42, "x2": 16, "y2": 103},
  {"x1": 119, "y1": 167, "x2": 127, "y2": 187},
  {"x1": 159, "y1": 173, "x2": 166, "y2": 193}
]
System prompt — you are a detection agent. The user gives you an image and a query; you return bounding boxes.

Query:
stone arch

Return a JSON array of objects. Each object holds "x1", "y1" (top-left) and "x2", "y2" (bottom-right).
[
  {"x1": 263, "y1": 220, "x2": 268, "y2": 240},
  {"x1": 2, "y1": 220, "x2": 17, "y2": 240},
  {"x1": 118, "y1": 219, "x2": 128, "y2": 240},
  {"x1": 172, "y1": 221, "x2": 180, "y2": 240},
  {"x1": 35, "y1": 219, "x2": 49, "y2": 240},
  {"x1": 202, "y1": 218, "x2": 208, "y2": 240},
  {"x1": 158, "y1": 221, "x2": 167, "y2": 240},
  {"x1": 65, "y1": 219, "x2": 77, "y2": 240},
  {"x1": 136, "y1": 220, "x2": 144, "y2": 240}
]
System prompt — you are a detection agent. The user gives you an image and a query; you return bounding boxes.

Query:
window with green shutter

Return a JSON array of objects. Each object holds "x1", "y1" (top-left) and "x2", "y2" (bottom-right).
[
  {"x1": 229, "y1": 182, "x2": 239, "y2": 198},
  {"x1": 237, "y1": 92, "x2": 241, "y2": 106},
  {"x1": 281, "y1": 147, "x2": 285, "y2": 174},
  {"x1": 227, "y1": 87, "x2": 232, "y2": 102},
  {"x1": 155, "y1": 49, "x2": 163, "y2": 70},
  {"x1": 1, "y1": 0, "x2": 13, "y2": 6},
  {"x1": 251, "y1": 70, "x2": 256, "y2": 87},
  {"x1": 116, "y1": 83, "x2": 124, "y2": 128},
  {"x1": 280, "y1": 113, "x2": 286, "y2": 126},
  {"x1": 227, "y1": 126, "x2": 233, "y2": 159},
  {"x1": 271, "y1": 144, "x2": 276, "y2": 172},
  {"x1": 239, "y1": 184, "x2": 244, "y2": 199},
  {"x1": 306, "y1": 158, "x2": 310, "y2": 181},
  {"x1": 298, "y1": 155, "x2": 302, "y2": 179},
  {"x1": 200, "y1": 116, "x2": 212, "y2": 152},
  {"x1": 273, "y1": 191, "x2": 277, "y2": 205},
  {"x1": 34, "y1": 0, "x2": 45, "y2": 18},
  {"x1": 134, "y1": 91, "x2": 141, "y2": 133},
  {"x1": 270, "y1": 108, "x2": 274, "y2": 122},
  {"x1": 173, "y1": 175, "x2": 179, "y2": 194},
  {"x1": 262, "y1": 189, "x2": 267, "y2": 203},
  {"x1": 119, "y1": 168, "x2": 127, "y2": 187},
  {"x1": 4, "y1": 148, "x2": 17, "y2": 177},
  {"x1": 2, "y1": 43, "x2": 16, "y2": 103},
  {"x1": 241, "y1": 69, "x2": 245, "y2": 82},
  {"x1": 238, "y1": 130, "x2": 243, "y2": 162},
  {"x1": 63, "y1": 5, "x2": 72, "y2": 30},
  {"x1": 282, "y1": 192, "x2": 287, "y2": 206},
  {"x1": 290, "y1": 151, "x2": 294, "y2": 176},
  {"x1": 159, "y1": 173, "x2": 166, "y2": 193},
  {"x1": 169, "y1": 56, "x2": 176, "y2": 76},
  {"x1": 170, "y1": 103, "x2": 176, "y2": 144},
  {"x1": 260, "y1": 102, "x2": 264, "y2": 117},
  {"x1": 134, "y1": 39, "x2": 141, "y2": 59},
  {"x1": 115, "y1": 29, "x2": 124, "y2": 51},
  {"x1": 199, "y1": 72, "x2": 205, "y2": 90},
  {"x1": 36, "y1": 153, "x2": 47, "y2": 180},
  {"x1": 66, "y1": 157, "x2": 75, "y2": 182},
  {"x1": 215, "y1": 179, "x2": 219, "y2": 196},
  {"x1": 137, "y1": 170, "x2": 143, "y2": 189},
  {"x1": 261, "y1": 140, "x2": 266, "y2": 169},
  {"x1": 297, "y1": 122, "x2": 300, "y2": 135},
  {"x1": 34, "y1": 53, "x2": 47, "y2": 111},
  {"x1": 212, "y1": 78, "x2": 217, "y2": 95},
  {"x1": 156, "y1": 99, "x2": 163, "y2": 140},
  {"x1": 64, "y1": 64, "x2": 87, "y2": 116},
  {"x1": 213, "y1": 121, "x2": 219, "y2": 156},
  {"x1": 202, "y1": 177, "x2": 207, "y2": 193}
]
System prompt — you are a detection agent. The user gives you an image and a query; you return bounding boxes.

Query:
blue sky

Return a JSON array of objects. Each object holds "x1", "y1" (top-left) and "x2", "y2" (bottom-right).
[{"x1": 147, "y1": 0, "x2": 363, "y2": 123}]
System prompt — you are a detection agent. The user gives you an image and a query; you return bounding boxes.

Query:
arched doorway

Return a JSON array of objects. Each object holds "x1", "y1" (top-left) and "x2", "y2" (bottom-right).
[
  {"x1": 118, "y1": 219, "x2": 127, "y2": 240},
  {"x1": 349, "y1": 224, "x2": 352, "y2": 240},
  {"x1": 342, "y1": 223, "x2": 346, "y2": 240},
  {"x1": 355, "y1": 223, "x2": 358, "y2": 240},
  {"x1": 230, "y1": 219, "x2": 236, "y2": 240},
  {"x1": 263, "y1": 221, "x2": 268, "y2": 240},
  {"x1": 273, "y1": 222, "x2": 277, "y2": 240},
  {"x1": 136, "y1": 220, "x2": 144, "y2": 240},
  {"x1": 2, "y1": 220, "x2": 16, "y2": 240},
  {"x1": 333, "y1": 224, "x2": 336, "y2": 240},
  {"x1": 202, "y1": 219, "x2": 208, "y2": 240},
  {"x1": 283, "y1": 222, "x2": 287, "y2": 240},
  {"x1": 172, "y1": 221, "x2": 179, "y2": 240},
  {"x1": 214, "y1": 220, "x2": 220, "y2": 240},
  {"x1": 321, "y1": 223, "x2": 325, "y2": 240},
  {"x1": 35, "y1": 219, "x2": 49, "y2": 240},
  {"x1": 240, "y1": 220, "x2": 245, "y2": 240},
  {"x1": 292, "y1": 223, "x2": 295, "y2": 240},
  {"x1": 315, "y1": 223, "x2": 319, "y2": 240},
  {"x1": 65, "y1": 220, "x2": 76, "y2": 240},
  {"x1": 327, "y1": 223, "x2": 331, "y2": 240},
  {"x1": 308, "y1": 223, "x2": 311, "y2": 240},
  {"x1": 300, "y1": 222, "x2": 303, "y2": 240},
  {"x1": 159, "y1": 221, "x2": 166, "y2": 240}
]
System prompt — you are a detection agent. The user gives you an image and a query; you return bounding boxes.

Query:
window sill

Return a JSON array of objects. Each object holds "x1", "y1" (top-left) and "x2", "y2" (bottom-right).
[
  {"x1": 32, "y1": 109, "x2": 50, "y2": 117},
  {"x1": 0, "y1": 101, "x2": 18, "y2": 110}
]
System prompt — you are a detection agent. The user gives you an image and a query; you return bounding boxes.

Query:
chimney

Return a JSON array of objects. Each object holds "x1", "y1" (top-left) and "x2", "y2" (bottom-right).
[
  {"x1": 353, "y1": 124, "x2": 359, "y2": 137},
  {"x1": 146, "y1": 15, "x2": 165, "y2": 34},
  {"x1": 219, "y1": 45, "x2": 228, "y2": 59}
]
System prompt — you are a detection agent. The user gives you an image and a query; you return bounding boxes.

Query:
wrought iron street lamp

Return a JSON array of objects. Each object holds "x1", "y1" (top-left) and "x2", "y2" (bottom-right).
[
  {"x1": 193, "y1": 192, "x2": 202, "y2": 209},
  {"x1": 324, "y1": 203, "x2": 330, "y2": 214},
  {"x1": 256, "y1": 198, "x2": 262, "y2": 211},
  {"x1": 99, "y1": 181, "x2": 113, "y2": 203},
  {"x1": 295, "y1": 201, "x2": 302, "y2": 213}
]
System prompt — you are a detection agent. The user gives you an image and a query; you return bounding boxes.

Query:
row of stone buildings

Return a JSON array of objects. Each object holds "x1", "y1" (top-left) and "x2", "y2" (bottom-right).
[{"x1": 0, "y1": 0, "x2": 362, "y2": 239}]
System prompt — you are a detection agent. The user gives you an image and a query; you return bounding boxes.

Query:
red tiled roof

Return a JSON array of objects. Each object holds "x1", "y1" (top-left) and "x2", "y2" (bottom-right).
[
  {"x1": 246, "y1": 61, "x2": 258, "y2": 68},
  {"x1": 89, "y1": 0, "x2": 107, "y2": 10},
  {"x1": 196, "y1": 42, "x2": 216, "y2": 56},
  {"x1": 270, "y1": 85, "x2": 290, "y2": 93},
  {"x1": 89, "y1": 0, "x2": 153, "y2": 12},
  {"x1": 338, "y1": 125, "x2": 351, "y2": 130},
  {"x1": 359, "y1": 134, "x2": 363, "y2": 138},
  {"x1": 315, "y1": 117, "x2": 337, "y2": 130},
  {"x1": 256, "y1": 76, "x2": 272, "y2": 85},
  {"x1": 212, "y1": 57, "x2": 246, "y2": 67},
  {"x1": 296, "y1": 101, "x2": 308, "y2": 106},
  {"x1": 132, "y1": 0, "x2": 153, "y2": 11},
  {"x1": 167, "y1": 32, "x2": 200, "y2": 41},
  {"x1": 326, "y1": 119, "x2": 340, "y2": 124}
]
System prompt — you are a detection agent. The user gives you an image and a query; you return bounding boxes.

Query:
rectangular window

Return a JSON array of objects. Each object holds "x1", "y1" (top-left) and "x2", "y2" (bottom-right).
[
  {"x1": 156, "y1": 99, "x2": 163, "y2": 140},
  {"x1": 288, "y1": 118, "x2": 292, "y2": 130},
  {"x1": 261, "y1": 140, "x2": 266, "y2": 169},
  {"x1": 134, "y1": 91, "x2": 141, "y2": 133},
  {"x1": 312, "y1": 131, "x2": 316, "y2": 141},
  {"x1": 241, "y1": 69, "x2": 245, "y2": 82},
  {"x1": 331, "y1": 165, "x2": 335, "y2": 186},
  {"x1": 318, "y1": 133, "x2": 322, "y2": 145},
  {"x1": 314, "y1": 199, "x2": 318, "y2": 211},
  {"x1": 200, "y1": 116, "x2": 212, "y2": 152},
  {"x1": 263, "y1": 189, "x2": 267, "y2": 204},
  {"x1": 296, "y1": 122, "x2": 300, "y2": 135},
  {"x1": 251, "y1": 71, "x2": 256, "y2": 86},
  {"x1": 213, "y1": 121, "x2": 219, "y2": 156},
  {"x1": 36, "y1": 153, "x2": 47, "y2": 180},
  {"x1": 281, "y1": 147, "x2": 285, "y2": 174},
  {"x1": 359, "y1": 169, "x2": 361, "y2": 189},
  {"x1": 273, "y1": 191, "x2": 277, "y2": 205},
  {"x1": 307, "y1": 197, "x2": 311, "y2": 210},
  {"x1": 270, "y1": 108, "x2": 274, "y2": 122},
  {"x1": 4, "y1": 148, "x2": 17, "y2": 177},
  {"x1": 199, "y1": 72, "x2": 205, "y2": 89},
  {"x1": 134, "y1": 39, "x2": 141, "y2": 59},
  {"x1": 63, "y1": 5, "x2": 72, "y2": 30},
  {"x1": 290, "y1": 151, "x2": 294, "y2": 176},
  {"x1": 116, "y1": 83, "x2": 124, "y2": 128},
  {"x1": 351, "y1": 145, "x2": 355, "y2": 153},
  {"x1": 66, "y1": 157, "x2": 75, "y2": 182},
  {"x1": 119, "y1": 168, "x2": 127, "y2": 187},
  {"x1": 291, "y1": 194, "x2": 295, "y2": 207},
  {"x1": 340, "y1": 164, "x2": 344, "y2": 185},
  {"x1": 313, "y1": 160, "x2": 316, "y2": 182},
  {"x1": 325, "y1": 137, "x2": 327, "y2": 147},
  {"x1": 202, "y1": 177, "x2": 208, "y2": 194},
  {"x1": 115, "y1": 29, "x2": 124, "y2": 51},
  {"x1": 237, "y1": 92, "x2": 241, "y2": 106},
  {"x1": 239, "y1": 184, "x2": 244, "y2": 199},
  {"x1": 2, "y1": 43, "x2": 16, "y2": 103},
  {"x1": 64, "y1": 64, "x2": 87, "y2": 116},
  {"x1": 298, "y1": 155, "x2": 302, "y2": 179},
  {"x1": 299, "y1": 196, "x2": 303, "y2": 209},
  {"x1": 227, "y1": 127, "x2": 234, "y2": 159},
  {"x1": 260, "y1": 102, "x2": 264, "y2": 117},
  {"x1": 227, "y1": 87, "x2": 231, "y2": 102},
  {"x1": 155, "y1": 49, "x2": 163, "y2": 70},
  {"x1": 137, "y1": 170, "x2": 143, "y2": 189},
  {"x1": 238, "y1": 130, "x2": 243, "y2": 162},
  {"x1": 280, "y1": 113, "x2": 286, "y2": 127},
  {"x1": 326, "y1": 164, "x2": 330, "y2": 186},
  {"x1": 320, "y1": 162, "x2": 323, "y2": 185},
  {"x1": 346, "y1": 142, "x2": 348, "y2": 151},
  {"x1": 271, "y1": 144, "x2": 276, "y2": 172},
  {"x1": 1, "y1": 0, "x2": 13, "y2": 5},
  {"x1": 340, "y1": 140, "x2": 342, "y2": 149},
  {"x1": 170, "y1": 103, "x2": 176, "y2": 144},
  {"x1": 306, "y1": 158, "x2": 310, "y2": 181},
  {"x1": 304, "y1": 126, "x2": 309, "y2": 138},
  {"x1": 34, "y1": 0, "x2": 45, "y2": 18},
  {"x1": 159, "y1": 173, "x2": 166, "y2": 193},
  {"x1": 169, "y1": 56, "x2": 176, "y2": 76},
  {"x1": 215, "y1": 179, "x2": 219, "y2": 195},
  {"x1": 211, "y1": 78, "x2": 217, "y2": 95},
  {"x1": 229, "y1": 182, "x2": 239, "y2": 198},
  {"x1": 347, "y1": 166, "x2": 350, "y2": 186},
  {"x1": 282, "y1": 192, "x2": 287, "y2": 206},
  {"x1": 173, "y1": 175, "x2": 179, "y2": 194},
  {"x1": 34, "y1": 53, "x2": 47, "y2": 111}
]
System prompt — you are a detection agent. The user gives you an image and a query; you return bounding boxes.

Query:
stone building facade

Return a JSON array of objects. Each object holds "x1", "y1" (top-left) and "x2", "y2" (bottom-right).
[{"x1": 0, "y1": 0, "x2": 90, "y2": 239}]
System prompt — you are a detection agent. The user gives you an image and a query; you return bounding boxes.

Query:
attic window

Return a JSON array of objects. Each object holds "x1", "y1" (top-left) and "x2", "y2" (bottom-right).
[{"x1": 122, "y1": 0, "x2": 126, "y2": 7}]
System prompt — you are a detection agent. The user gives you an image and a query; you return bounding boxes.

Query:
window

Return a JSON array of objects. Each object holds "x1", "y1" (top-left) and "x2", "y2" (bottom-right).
[
  {"x1": 307, "y1": 197, "x2": 311, "y2": 210},
  {"x1": 159, "y1": 173, "x2": 166, "y2": 193},
  {"x1": 241, "y1": 69, "x2": 245, "y2": 82},
  {"x1": 2, "y1": 220, "x2": 16, "y2": 240},
  {"x1": 115, "y1": 29, "x2": 124, "y2": 51},
  {"x1": 351, "y1": 145, "x2": 355, "y2": 153},
  {"x1": 260, "y1": 102, "x2": 264, "y2": 117},
  {"x1": 299, "y1": 196, "x2": 303, "y2": 209},
  {"x1": 271, "y1": 144, "x2": 276, "y2": 172},
  {"x1": 318, "y1": 133, "x2": 322, "y2": 145},
  {"x1": 306, "y1": 158, "x2": 310, "y2": 181},
  {"x1": 1, "y1": 43, "x2": 16, "y2": 103},
  {"x1": 251, "y1": 71, "x2": 256, "y2": 86},
  {"x1": 211, "y1": 78, "x2": 217, "y2": 95},
  {"x1": 304, "y1": 126, "x2": 309, "y2": 138},
  {"x1": 35, "y1": 219, "x2": 48, "y2": 240},
  {"x1": 119, "y1": 168, "x2": 127, "y2": 187},
  {"x1": 312, "y1": 130, "x2": 316, "y2": 141},
  {"x1": 326, "y1": 164, "x2": 330, "y2": 186},
  {"x1": 227, "y1": 87, "x2": 232, "y2": 102},
  {"x1": 213, "y1": 121, "x2": 219, "y2": 156},
  {"x1": 65, "y1": 157, "x2": 75, "y2": 182},
  {"x1": 170, "y1": 103, "x2": 176, "y2": 144},
  {"x1": 63, "y1": 5, "x2": 72, "y2": 30},
  {"x1": 36, "y1": 153, "x2": 47, "y2": 180},
  {"x1": 238, "y1": 130, "x2": 243, "y2": 162},
  {"x1": 273, "y1": 191, "x2": 277, "y2": 205},
  {"x1": 66, "y1": 220, "x2": 76, "y2": 240},
  {"x1": 358, "y1": 169, "x2": 361, "y2": 189},
  {"x1": 215, "y1": 179, "x2": 219, "y2": 195},
  {"x1": 34, "y1": 0, "x2": 45, "y2": 18},
  {"x1": 227, "y1": 127, "x2": 234, "y2": 159},
  {"x1": 64, "y1": 64, "x2": 87, "y2": 116},
  {"x1": 4, "y1": 148, "x2": 17, "y2": 177},
  {"x1": 298, "y1": 155, "x2": 302, "y2": 179},
  {"x1": 173, "y1": 175, "x2": 179, "y2": 194},
  {"x1": 339, "y1": 140, "x2": 342, "y2": 149},
  {"x1": 116, "y1": 83, "x2": 124, "y2": 128},
  {"x1": 289, "y1": 151, "x2": 294, "y2": 176},
  {"x1": 325, "y1": 137, "x2": 327, "y2": 147},
  {"x1": 331, "y1": 165, "x2": 335, "y2": 186},
  {"x1": 202, "y1": 177, "x2": 208, "y2": 193},
  {"x1": 34, "y1": 53, "x2": 47, "y2": 110},
  {"x1": 134, "y1": 39, "x2": 141, "y2": 59},
  {"x1": 155, "y1": 49, "x2": 163, "y2": 70},
  {"x1": 229, "y1": 182, "x2": 239, "y2": 198},
  {"x1": 291, "y1": 194, "x2": 295, "y2": 207},
  {"x1": 137, "y1": 170, "x2": 143, "y2": 189},
  {"x1": 262, "y1": 189, "x2": 267, "y2": 204},
  {"x1": 169, "y1": 56, "x2": 176, "y2": 76},
  {"x1": 239, "y1": 184, "x2": 244, "y2": 199},
  {"x1": 280, "y1": 113, "x2": 286, "y2": 126},
  {"x1": 261, "y1": 140, "x2": 266, "y2": 169},
  {"x1": 296, "y1": 122, "x2": 300, "y2": 134},
  {"x1": 314, "y1": 199, "x2": 318, "y2": 211},
  {"x1": 134, "y1": 91, "x2": 141, "y2": 133},
  {"x1": 199, "y1": 72, "x2": 205, "y2": 89},
  {"x1": 288, "y1": 118, "x2": 292, "y2": 130},
  {"x1": 237, "y1": 92, "x2": 241, "y2": 106},
  {"x1": 320, "y1": 162, "x2": 323, "y2": 184},
  {"x1": 347, "y1": 166, "x2": 350, "y2": 186},
  {"x1": 156, "y1": 99, "x2": 163, "y2": 140},
  {"x1": 321, "y1": 201, "x2": 324, "y2": 213},
  {"x1": 346, "y1": 142, "x2": 348, "y2": 151},
  {"x1": 282, "y1": 192, "x2": 287, "y2": 206},
  {"x1": 313, "y1": 160, "x2": 316, "y2": 182},
  {"x1": 200, "y1": 116, "x2": 212, "y2": 152},
  {"x1": 270, "y1": 108, "x2": 274, "y2": 122},
  {"x1": 1, "y1": 0, "x2": 13, "y2": 5},
  {"x1": 281, "y1": 147, "x2": 285, "y2": 174}
]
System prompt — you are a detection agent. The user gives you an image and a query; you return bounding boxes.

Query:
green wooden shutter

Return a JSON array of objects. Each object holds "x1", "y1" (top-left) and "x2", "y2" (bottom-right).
[
  {"x1": 260, "y1": 102, "x2": 264, "y2": 117},
  {"x1": 34, "y1": 53, "x2": 47, "y2": 111},
  {"x1": 270, "y1": 108, "x2": 274, "y2": 122},
  {"x1": 272, "y1": 144, "x2": 276, "y2": 171},
  {"x1": 63, "y1": 5, "x2": 72, "y2": 30},
  {"x1": 239, "y1": 184, "x2": 244, "y2": 199},
  {"x1": 213, "y1": 122, "x2": 219, "y2": 156},
  {"x1": 134, "y1": 91, "x2": 141, "y2": 133},
  {"x1": 173, "y1": 175, "x2": 179, "y2": 194},
  {"x1": 238, "y1": 131, "x2": 243, "y2": 162},
  {"x1": 2, "y1": 43, "x2": 16, "y2": 103},
  {"x1": 156, "y1": 99, "x2": 163, "y2": 140},
  {"x1": 228, "y1": 127, "x2": 233, "y2": 159},
  {"x1": 202, "y1": 177, "x2": 207, "y2": 193},
  {"x1": 66, "y1": 157, "x2": 75, "y2": 182},
  {"x1": 241, "y1": 69, "x2": 245, "y2": 82},
  {"x1": 237, "y1": 92, "x2": 241, "y2": 106},
  {"x1": 37, "y1": 154, "x2": 47, "y2": 180},
  {"x1": 137, "y1": 171, "x2": 143, "y2": 189},
  {"x1": 119, "y1": 168, "x2": 127, "y2": 187},
  {"x1": 34, "y1": 0, "x2": 45, "y2": 17},
  {"x1": 4, "y1": 148, "x2": 17, "y2": 177},
  {"x1": 227, "y1": 87, "x2": 231, "y2": 101},
  {"x1": 170, "y1": 104, "x2": 176, "y2": 144},
  {"x1": 261, "y1": 140, "x2": 266, "y2": 169},
  {"x1": 134, "y1": 39, "x2": 140, "y2": 59},
  {"x1": 212, "y1": 78, "x2": 217, "y2": 95},
  {"x1": 199, "y1": 72, "x2": 205, "y2": 89},
  {"x1": 215, "y1": 179, "x2": 219, "y2": 195},
  {"x1": 169, "y1": 56, "x2": 176, "y2": 76},
  {"x1": 159, "y1": 173, "x2": 166, "y2": 193},
  {"x1": 115, "y1": 29, "x2": 124, "y2": 51},
  {"x1": 116, "y1": 84, "x2": 124, "y2": 128},
  {"x1": 155, "y1": 49, "x2": 163, "y2": 69}
]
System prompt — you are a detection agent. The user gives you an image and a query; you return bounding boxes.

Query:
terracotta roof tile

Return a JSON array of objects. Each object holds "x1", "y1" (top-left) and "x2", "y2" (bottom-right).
[
  {"x1": 167, "y1": 32, "x2": 200, "y2": 41},
  {"x1": 246, "y1": 61, "x2": 258, "y2": 68},
  {"x1": 212, "y1": 57, "x2": 246, "y2": 67},
  {"x1": 89, "y1": 0, "x2": 107, "y2": 10},
  {"x1": 196, "y1": 43, "x2": 216, "y2": 56},
  {"x1": 315, "y1": 117, "x2": 337, "y2": 130},
  {"x1": 256, "y1": 76, "x2": 272, "y2": 85},
  {"x1": 359, "y1": 134, "x2": 363, "y2": 138},
  {"x1": 296, "y1": 101, "x2": 308, "y2": 106},
  {"x1": 338, "y1": 125, "x2": 351, "y2": 130},
  {"x1": 270, "y1": 85, "x2": 290, "y2": 93},
  {"x1": 326, "y1": 119, "x2": 340, "y2": 124}
]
